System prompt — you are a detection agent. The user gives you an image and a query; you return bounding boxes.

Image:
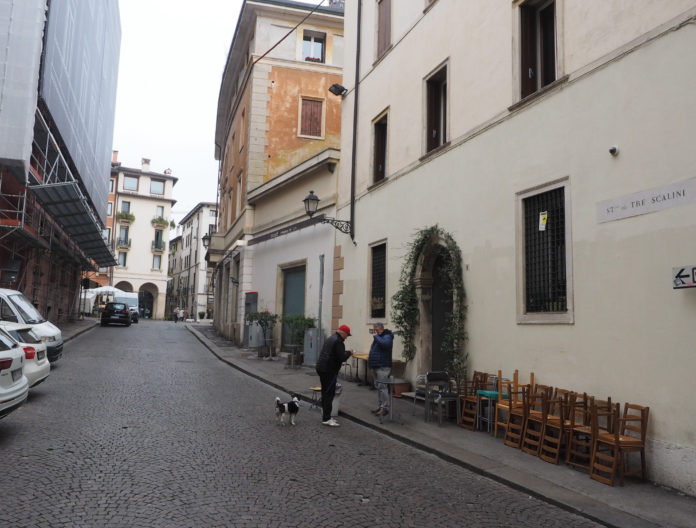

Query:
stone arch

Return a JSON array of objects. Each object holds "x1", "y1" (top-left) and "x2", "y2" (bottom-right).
[
  {"x1": 114, "y1": 281, "x2": 134, "y2": 292},
  {"x1": 138, "y1": 282, "x2": 159, "y2": 319}
]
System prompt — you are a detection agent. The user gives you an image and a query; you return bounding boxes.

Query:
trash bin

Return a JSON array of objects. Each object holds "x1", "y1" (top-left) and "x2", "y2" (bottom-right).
[{"x1": 331, "y1": 383, "x2": 343, "y2": 417}]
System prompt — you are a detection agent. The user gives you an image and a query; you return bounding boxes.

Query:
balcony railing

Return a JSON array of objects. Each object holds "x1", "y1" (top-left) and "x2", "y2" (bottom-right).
[
  {"x1": 152, "y1": 240, "x2": 165, "y2": 251},
  {"x1": 116, "y1": 238, "x2": 131, "y2": 248}
]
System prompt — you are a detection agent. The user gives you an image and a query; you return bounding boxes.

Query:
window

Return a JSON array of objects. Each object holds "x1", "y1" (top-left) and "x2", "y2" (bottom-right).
[
  {"x1": 103, "y1": 227, "x2": 110, "y2": 242},
  {"x1": 520, "y1": 0, "x2": 556, "y2": 99},
  {"x1": 118, "y1": 252, "x2": 127, "y2": 267},
  {"x1": 150, "y1": 179, "x2": 164, "y2": 195},
  {"x1": 154, "y1": 229, "x2": 164, "y2": 250},
  {"x1": 156, "y1": 205, "x2": 164, "y2": 217},
  {"x1": 300, "y1": 98, "x2": 323, "y2": 137},
  {"x1": 118, "y1": 226, "x2": 129, "y2": 245},
  {"x1": 239, "y1": 110, "x2": 245, "y2": 152},
  {"x1": 516, "y1": 178, "x2": 573, "y2": 324},
  {"x1": 370, "y1": 243, "x2": 387, "y2": 318},
  {"x1": 153, "y1": 255, "x2": 161, "y2": 270},
  {"x1": 109, "y1": 179, "x2": 114, "y2": 192},
  {"x1": 107, "y1": 202, "x2": 113, "y2": 216},
  {"x1": 121, "y1": 201, "x2": 130, "y2": 213},
  {"x1": 373, "y1": 113, "x2": 388, "y2": 183},
  {"x1": 377, "y1": 0, "x2": 391, "y2": 58},
  {"x1": 303, "y1": 30, "x2": 325, "y2": 63},
  {"x1": 426, "y1": 65, "x2": 447, "y2": 153},
  {"x1": 124, "y1": 176, "x2": 138, "y2": 191},
  {"x1": 236, "y1": 171, "x2": 243, "y2": 215}
]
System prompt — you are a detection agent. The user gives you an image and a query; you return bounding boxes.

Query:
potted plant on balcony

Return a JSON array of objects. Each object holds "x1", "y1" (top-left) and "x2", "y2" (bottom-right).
[
  {"x1": 281, "y1": 314, "x2": 315, "y2": 366},
  {"x1": 151, "y1": 216, "x2": 169, "y2": 228},
  {"x1": 116, "y1": 211, "x2": 135, "y2": 223}
]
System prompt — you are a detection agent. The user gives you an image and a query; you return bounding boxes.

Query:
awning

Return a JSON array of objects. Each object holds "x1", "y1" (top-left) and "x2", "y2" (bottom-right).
[{"x1": 28, "y1": 181, "x2": 116, "y2": 267}]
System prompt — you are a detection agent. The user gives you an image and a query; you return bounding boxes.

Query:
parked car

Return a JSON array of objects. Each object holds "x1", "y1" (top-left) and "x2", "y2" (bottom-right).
[
  {"x1": 0, "y1": 327, "x2": 29, "y2": 419},
  {"x1": 0, "y1": 288, "x2": 63, "y2": 363},
  {"x1": 0, "y1": 321, "x2": 50, "y2": 388},
  {"x1": 100, "y1": 302, "x2": 131, "y2": 327}
]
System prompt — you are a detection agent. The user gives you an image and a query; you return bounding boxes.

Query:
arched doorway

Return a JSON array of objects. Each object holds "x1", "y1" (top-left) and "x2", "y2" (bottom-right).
[
  {"x1": 114, "y1": 281, "x2": 133, "y2": 292},
  {"x1": 138, "y1": 282, "x2": 158, "y2": 319},
  {"x1": 431, "y1": 250, "x2": 453, "y2": 372}
]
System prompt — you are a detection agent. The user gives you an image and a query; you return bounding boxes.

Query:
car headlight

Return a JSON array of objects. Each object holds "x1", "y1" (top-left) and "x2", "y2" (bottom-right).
[{"x1": 40, "y1": 335, "x2": 56, "y2": 343}]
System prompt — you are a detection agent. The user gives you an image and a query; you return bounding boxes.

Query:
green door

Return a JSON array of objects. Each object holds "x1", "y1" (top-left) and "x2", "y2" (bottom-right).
[{"x1": 282, "y1": 266, "x2": 306, "y2": 350}]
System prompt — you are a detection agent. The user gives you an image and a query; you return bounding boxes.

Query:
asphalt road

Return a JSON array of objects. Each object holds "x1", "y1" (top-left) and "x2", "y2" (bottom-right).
[{"x1": 0, "y1": 321, "x2": 603, "y2": 527}]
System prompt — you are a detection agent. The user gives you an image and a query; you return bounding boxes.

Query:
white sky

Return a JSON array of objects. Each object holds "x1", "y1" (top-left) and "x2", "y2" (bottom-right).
[{"x1": 112, "y1": 0, "x2": 244, "y2": 224}]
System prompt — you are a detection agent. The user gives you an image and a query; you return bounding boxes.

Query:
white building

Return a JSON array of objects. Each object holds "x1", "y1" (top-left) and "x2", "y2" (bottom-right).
[
  {"x1": 110, "y1": 156, "x2": 177, "y2": 319},
  {"x1": 170, "y1": 202, "x2": 217, "y2": 320},
  {"x1": 336, "y1": 1, "x2": 696, "y2": 494}
]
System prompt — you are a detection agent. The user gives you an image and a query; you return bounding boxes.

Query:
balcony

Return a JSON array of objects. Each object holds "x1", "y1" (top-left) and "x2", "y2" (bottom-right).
[
  {"x1": 115, "y1": 212, "x2": 135, "y2": 224},
  {"x1": 116, "y1": 238, "x2": 131, "y2": 249},
  {"x1": 152, "y1": 240, "x2": 166, "y2": 252}
]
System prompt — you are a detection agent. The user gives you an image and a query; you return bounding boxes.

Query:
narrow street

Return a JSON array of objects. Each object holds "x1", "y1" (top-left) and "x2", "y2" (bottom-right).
[{"x1": 1, "y1": 322, "x2": 601, "y2": 527}]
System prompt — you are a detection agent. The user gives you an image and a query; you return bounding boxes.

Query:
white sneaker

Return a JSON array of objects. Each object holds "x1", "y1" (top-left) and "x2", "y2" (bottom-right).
[{"x1": 322, "y1": 419, "x2": 340, "y2": 427}]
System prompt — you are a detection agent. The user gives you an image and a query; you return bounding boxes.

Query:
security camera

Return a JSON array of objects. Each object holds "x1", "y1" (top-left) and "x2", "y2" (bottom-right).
[{"x1": 609, "y1": 146, "x2": 619, "y2": 156}]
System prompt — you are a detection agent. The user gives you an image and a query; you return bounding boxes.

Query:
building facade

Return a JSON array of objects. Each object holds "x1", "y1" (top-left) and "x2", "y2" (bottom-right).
[
  {"x1": 169, "y1": 202, "x2": 217, "y2": 321},
  {"x1": 110, "y1": 155, "x2": 177, "y2": 319},
  {"x1": 209, "y1": 0, "x2": 344, "y2": 351},
  {"x1": 0, "y1": 0, "x2": 119, "y2": 322},
  {"x1": 335, "y1": 0, "x2": 696, "y2": 494}
]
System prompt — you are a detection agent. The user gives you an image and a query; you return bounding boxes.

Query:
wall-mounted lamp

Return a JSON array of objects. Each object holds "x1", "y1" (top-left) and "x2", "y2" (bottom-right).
[
  {"x1": 201, "y1": 233, "x2": 211, "y2": 248},
  {"x1": 328, "y1": 83, "x2": 348, "y2": 97},
  {"x1": 303, "y1": 190, "x2": 352, "y2": 234}
]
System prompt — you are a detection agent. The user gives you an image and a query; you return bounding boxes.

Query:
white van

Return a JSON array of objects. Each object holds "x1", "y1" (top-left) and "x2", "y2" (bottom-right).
[{"x1": 0, "y1": 289, "x2": 64, "y2": 363}]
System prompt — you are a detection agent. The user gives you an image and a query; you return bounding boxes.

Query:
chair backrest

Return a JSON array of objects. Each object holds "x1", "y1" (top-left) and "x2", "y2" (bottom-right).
[
  {"x1": 529, "y1": 384, "x2": 553, "y2": 413},
  {"x1": 549, "y1": 388, "x2": 572, "y2": 418},
  {"x1": 589, "y1": 395, "x2": 614, "y2": 432},
  {"x1": 509, "y1": 383, "x2": 530, "y2": 417},
  {"x1": 568, "y1": 392, "x2": 589, "y2": 427},
  {"x1": 425, "y1": 371, "x2": 452, "y2": 394},
  {"x1": 620, "y1": 403, "x2": 649, "y2": 441},
  {"x1": 591, "y1": 400, "x2": 620, "y2": 440}
]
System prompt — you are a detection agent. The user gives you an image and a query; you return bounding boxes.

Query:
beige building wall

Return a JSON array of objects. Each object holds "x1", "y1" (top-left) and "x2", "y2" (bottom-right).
[{"x1": 337, "y1": 1, "x2": 696, "y2": 493}]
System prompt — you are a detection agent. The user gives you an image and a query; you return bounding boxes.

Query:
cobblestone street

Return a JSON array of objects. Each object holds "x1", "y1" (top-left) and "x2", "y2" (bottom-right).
[{"x1": 0, "y1": 322, "x2": 602, "y2": 527}]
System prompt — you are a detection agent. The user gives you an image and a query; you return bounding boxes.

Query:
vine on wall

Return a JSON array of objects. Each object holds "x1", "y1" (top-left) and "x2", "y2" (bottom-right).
[{"x1": 391, "y1": 225, "x2": 467, "y2": 379}]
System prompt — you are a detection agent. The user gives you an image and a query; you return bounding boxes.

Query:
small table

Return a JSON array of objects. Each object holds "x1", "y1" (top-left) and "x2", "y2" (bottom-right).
[
  {"x1": 352, "y1": 352, "x2": 370, "y2": 386},
  {"x1": 378, "y1": 377, "x2": 407, "y2": 424}
]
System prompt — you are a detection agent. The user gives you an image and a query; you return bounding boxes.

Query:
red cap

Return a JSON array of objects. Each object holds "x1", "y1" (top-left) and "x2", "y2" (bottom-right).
[{"x1": 338, "y1": 324, "x2": 351, "y2": 336}]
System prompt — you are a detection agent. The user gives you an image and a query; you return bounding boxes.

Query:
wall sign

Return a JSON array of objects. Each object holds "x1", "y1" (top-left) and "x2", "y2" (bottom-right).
[
  {"x1": 597, "y1": 177, "x2": 696, "y2": 223},
  {"x1": 673, "y1": 266, "x2": 696, "y2": 289}
]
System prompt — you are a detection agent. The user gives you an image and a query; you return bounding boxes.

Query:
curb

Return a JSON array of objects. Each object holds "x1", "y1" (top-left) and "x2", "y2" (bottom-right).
[{"x1": 63, "y1": 321, "x2": 99, "y2": 343}]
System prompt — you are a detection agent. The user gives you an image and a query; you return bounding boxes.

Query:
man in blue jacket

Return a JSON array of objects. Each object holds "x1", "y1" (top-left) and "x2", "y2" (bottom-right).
[{"x1": 368, "y1": 322, "x2": 394, "y2": 417}]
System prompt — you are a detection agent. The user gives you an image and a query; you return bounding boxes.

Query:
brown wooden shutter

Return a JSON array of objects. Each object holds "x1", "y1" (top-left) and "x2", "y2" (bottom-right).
[
  {"x1": 373, "y1": 116, "x2": 387, "y2": 182},
  {"x1": 300, "y1": 99, "x2": 322, "y2": 136},
  {"x1": 520, "y1": 5, "x2": 536, "y2": 99},
  {"x1": 377, "y1": 0, "x2": 391, "y2": 58}
]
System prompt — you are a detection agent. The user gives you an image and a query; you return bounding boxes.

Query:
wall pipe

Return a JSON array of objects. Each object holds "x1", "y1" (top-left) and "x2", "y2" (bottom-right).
[{"x1": 349, "y1": 0, "x2": 362, "y2": 240}]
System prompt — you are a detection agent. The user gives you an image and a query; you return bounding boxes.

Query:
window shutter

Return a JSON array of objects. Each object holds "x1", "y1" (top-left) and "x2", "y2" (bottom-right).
[
  {"x1": 377, "y1": 0, "x2": 391, "y2": 57},
  {"x1": 301, "y1": 99, "x2": 322, "y2": 136},
  {"x1": 520, "y1": 5, "x2": 536, "y2": 99}
]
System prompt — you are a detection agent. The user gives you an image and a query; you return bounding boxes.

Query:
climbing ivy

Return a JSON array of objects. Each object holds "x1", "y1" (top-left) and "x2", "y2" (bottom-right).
[{"x1": 391, "y1": 225, "x2": 467, "y2": 380}]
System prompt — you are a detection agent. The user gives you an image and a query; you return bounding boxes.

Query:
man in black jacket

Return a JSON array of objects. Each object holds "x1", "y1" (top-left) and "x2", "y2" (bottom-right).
[{"x1": 316, "y1": 324, "x2": 353, "y2": 426}]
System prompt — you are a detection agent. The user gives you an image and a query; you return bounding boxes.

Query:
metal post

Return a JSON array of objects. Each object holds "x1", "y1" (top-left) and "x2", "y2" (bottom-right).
[{"x1": 318, "y1": 253, "x2": 324, "y2": 350}]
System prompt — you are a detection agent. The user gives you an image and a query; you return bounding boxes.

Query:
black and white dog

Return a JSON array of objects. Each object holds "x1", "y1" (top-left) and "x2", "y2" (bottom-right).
[{"x1": 275, "y1": 396, "x2": 300, "y2": 426}]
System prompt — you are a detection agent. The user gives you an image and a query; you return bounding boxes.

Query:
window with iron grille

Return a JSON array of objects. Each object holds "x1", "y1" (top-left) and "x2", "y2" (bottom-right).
[
  {"x1": 371, "y1": 243, "x2": 386, "y2": 318},
  {"x1": 523, "y1": 186, "x2": 566, "y2": 313}
]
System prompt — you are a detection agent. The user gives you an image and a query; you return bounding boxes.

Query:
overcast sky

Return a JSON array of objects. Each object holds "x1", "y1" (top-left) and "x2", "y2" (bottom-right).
[{"x1": 112, "y1": 0, "x2": 244, "y2": 223}]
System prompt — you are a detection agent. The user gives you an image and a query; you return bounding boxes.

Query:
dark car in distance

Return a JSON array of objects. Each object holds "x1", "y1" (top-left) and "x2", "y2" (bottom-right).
[{"x1": 101, "y1": 302, "x2": 132, "y2": 327}]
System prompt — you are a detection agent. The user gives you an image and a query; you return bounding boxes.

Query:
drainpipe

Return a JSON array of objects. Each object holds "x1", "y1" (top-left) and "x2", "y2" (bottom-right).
[{"x1": 349, "y1": 0, "x2": 362, "y2": 240}]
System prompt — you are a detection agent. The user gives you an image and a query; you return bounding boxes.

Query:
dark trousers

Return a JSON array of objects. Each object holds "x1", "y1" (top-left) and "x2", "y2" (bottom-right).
[{"x1": 318, "y1": 371, "x2": 337, "y2": 422}]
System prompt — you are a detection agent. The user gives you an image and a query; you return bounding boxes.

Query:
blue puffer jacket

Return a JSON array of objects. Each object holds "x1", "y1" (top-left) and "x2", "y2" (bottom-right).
[{"x1": 368, "y1": 329, "x2": 393, "y2": 369}]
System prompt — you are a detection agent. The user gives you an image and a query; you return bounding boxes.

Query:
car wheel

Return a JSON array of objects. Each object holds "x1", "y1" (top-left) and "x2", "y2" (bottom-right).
[
  {"x1": 101, "y1": 322, "x2": 107, "y2": 326},
  {"x1": 126, "y1": 322, "x2": 131, "y2": 327}
]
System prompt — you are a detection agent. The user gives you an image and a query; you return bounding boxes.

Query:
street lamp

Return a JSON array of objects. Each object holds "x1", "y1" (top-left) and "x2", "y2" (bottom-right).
[
  {"x1": 201, "y1": 232, "x2": 211, "y2": 248},
  {"x1": 303, "y1": 190, "x2": 352, "y2": 235}
]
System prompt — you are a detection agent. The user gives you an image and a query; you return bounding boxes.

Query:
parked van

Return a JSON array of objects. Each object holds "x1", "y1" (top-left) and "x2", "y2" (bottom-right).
[{"x1": 0, "y1": 289, "x2": 64, "y2": 363}]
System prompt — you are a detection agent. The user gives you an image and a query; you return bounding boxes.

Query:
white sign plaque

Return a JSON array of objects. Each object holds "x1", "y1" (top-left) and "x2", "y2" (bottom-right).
[
  {"x1": 673, "y1": 266, "x2": 696, "y2": 289},
  {"x1": 597, "y1": 177, "x2": 696, "y2": 223}
]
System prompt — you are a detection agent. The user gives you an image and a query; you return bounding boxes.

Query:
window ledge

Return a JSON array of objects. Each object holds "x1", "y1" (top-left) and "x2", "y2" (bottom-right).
[
  {"x1": 297, "y1": 134, "x2": 325, "y2": 141},
  {"x1": 419, "y1": 141, "x2": 451, "y2": 162},
  {"x1": 517, "y1": 312, "x2": 574, "y2": 325},
  {"x1": 508, "y1": 75, "x2": 569, "y2": 113},
  {"x1": 372, "y1": 44, "x2": 393, "y2": 68},
  {"x1": 367, "y1": 177, "x2": 389, "y2": 192}
]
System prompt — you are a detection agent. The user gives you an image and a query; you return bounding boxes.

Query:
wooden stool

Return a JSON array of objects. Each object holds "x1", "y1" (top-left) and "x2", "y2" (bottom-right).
[{"x1": 309, "y1": 386, "x2": 322, "y2": 411}]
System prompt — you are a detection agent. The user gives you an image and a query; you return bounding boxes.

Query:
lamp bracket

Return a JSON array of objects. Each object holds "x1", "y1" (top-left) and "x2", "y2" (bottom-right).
[{"x1": 321, "y1": 217, "x2": 352, "y2": 234}]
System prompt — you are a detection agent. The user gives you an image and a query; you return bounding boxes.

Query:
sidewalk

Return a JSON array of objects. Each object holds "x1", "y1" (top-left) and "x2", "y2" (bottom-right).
[{"x1": 58, "y1": 319, "x2": 696, "y2": 527}]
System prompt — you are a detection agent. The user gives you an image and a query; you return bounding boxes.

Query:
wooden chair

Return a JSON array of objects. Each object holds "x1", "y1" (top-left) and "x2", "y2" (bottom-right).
[
  {"x1": 520, "y1": 384, "x2": 553, "y2": 455},
  {"x1": 566, "y1": 394, "x2": 610, "y2": 470},
  {"x1": 494, "y1": 369, "x2": 519, "y2": 439},
  {"x1": 538, "y1": 389, "x2": 572, "y2": 464},
  {"x1": 503, "y1": 384, "x2": 529, "y2": 448},
  {"x1": 459, "y1": 371, "x2": 489, "y2": 430},
  {"x1": 590, "y1": 402, "x2": 649, "y2": 486}
]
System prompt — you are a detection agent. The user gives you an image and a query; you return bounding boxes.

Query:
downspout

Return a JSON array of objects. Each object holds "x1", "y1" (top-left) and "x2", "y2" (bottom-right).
[{"x1": 349, "y1": 0, "x2": 362, "y2": 240}]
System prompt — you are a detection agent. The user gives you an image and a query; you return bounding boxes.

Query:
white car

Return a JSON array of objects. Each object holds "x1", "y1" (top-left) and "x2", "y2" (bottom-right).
[
  {"x1": 0, "y1": 327, "x2": 29, "y2": 419},
  {"x1": 0, "y1": 322, "x2": 50, "y2": 388}
]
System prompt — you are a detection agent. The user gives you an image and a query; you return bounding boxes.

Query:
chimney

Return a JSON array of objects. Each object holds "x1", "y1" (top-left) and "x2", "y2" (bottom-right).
[
  {"x1": 141, "y1": 158, "x2": 151, "y2": 171},
  {"x1": 112, "y1": 150, "x2": 119, "y2": 163}
]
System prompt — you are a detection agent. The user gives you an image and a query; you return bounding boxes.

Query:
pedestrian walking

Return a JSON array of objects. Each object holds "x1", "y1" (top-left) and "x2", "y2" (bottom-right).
[
  {"x1": 174, "y1": 306, "x2": 180, "y2": 323},
  {"x1": 315, "y1": 324, "x2": 353, "y2": 427},
  {"x1": 368, "y1": 322, "x2": 394, "y2": 417}
]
